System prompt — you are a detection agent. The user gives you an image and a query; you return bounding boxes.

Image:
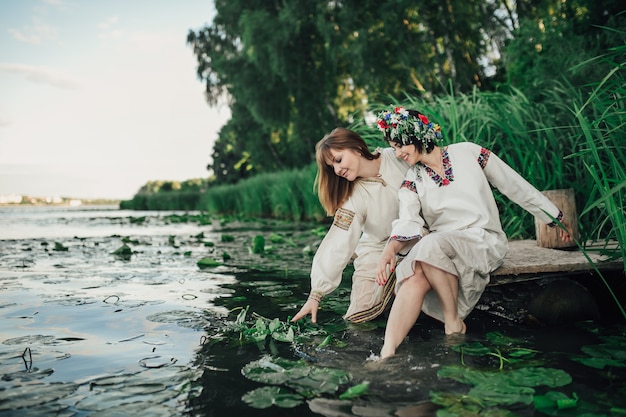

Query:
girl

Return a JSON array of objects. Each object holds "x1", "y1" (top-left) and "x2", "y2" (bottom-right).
[
  {"x1": 375, "y1": 106, "x2": 573, "y2": 358},
  {"x1": 291, "y1": 127, "x2": 409, "y2": 323}
]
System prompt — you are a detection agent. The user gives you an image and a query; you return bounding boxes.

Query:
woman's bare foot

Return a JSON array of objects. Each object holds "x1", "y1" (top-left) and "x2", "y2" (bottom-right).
[
  {"x1": 444, "y1": 320, "x2": 466, "y2": 335},
  {"x1": 380, "y1": 343, "x2": 396, "y2": 359}
]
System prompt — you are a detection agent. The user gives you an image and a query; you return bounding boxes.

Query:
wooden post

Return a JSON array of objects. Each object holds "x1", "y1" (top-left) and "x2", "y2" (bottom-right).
[{"x1": 535, "y1": 188, "x2": 579, "y2": 249}]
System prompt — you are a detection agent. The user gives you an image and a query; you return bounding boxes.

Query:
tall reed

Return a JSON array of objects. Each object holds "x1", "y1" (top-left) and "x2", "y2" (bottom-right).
[
  {"x1": 358, "y1": 87, "x2": 574, "y2": 239},
  {"x1": 198, "y1": 165, "x2": 326, "y2": 222}
]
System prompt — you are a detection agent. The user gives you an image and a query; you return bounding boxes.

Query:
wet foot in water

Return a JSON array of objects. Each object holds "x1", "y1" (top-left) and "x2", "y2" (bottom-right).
[
  {"x1": 379, "y1": 343, "x2": 396, "y2": 360},
  {"x1": 444, "y1": 320, "x2": 466, "y2": 335}
]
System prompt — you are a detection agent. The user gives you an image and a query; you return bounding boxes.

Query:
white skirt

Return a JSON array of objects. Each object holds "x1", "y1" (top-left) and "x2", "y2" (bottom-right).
[{"x1": 395, "y1": 228, "x2": 508, "y2": 322}]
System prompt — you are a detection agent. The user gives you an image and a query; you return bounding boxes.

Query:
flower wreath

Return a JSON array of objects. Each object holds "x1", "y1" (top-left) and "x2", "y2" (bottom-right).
[{"x1": 376, "y1": 105, "x2": 442, "y2": 148}]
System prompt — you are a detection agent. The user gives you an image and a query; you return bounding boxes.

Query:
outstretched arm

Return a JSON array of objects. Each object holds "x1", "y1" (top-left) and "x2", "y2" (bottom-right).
[{"x1": 481, "y1": 146, "x2": 577, "y2": 237}]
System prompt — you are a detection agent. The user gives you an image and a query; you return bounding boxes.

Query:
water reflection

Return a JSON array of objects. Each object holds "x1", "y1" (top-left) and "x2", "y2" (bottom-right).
[{"x1": 0, "y1": 207, "x2": 624, "y2": 416}]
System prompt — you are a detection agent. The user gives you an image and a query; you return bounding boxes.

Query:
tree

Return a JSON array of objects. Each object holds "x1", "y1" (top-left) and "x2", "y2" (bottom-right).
[
  {"x1": 189, "y1": 0, "x2": 623, "y2": 183},
  {"x1": 189, "y1": 0, "x2": 508, "y2": 182},
  {"x1": 188, "y1": 0, "x2": 347, "y2": 182},
  {"x1": 501, "y1": 0, "x2": 625, "y2": 101}
]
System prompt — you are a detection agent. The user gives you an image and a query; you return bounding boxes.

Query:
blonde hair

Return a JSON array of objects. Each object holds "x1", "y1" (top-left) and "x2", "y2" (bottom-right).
[{"x1": 315, "y1": 127, "x2": 379, "y2": 215}]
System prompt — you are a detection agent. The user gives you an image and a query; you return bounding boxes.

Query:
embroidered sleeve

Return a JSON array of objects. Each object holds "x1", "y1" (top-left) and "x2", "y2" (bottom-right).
[
  {"x1": 310, "y1": 200, "x2": 364, "y2": 299},
  {"x1": 401, "y1": 180, "x2": 417, "y2": 193},
  {"x1": 477, "y1": 147, "x2": 490, "y2": 169},
  {"x1": 333, "y1": 207, "x2": 355, "y2": 231},
  {"x1": 308, "y1": 290, "x2": 324, "y2": 303},
  {"x1": 481, "y1": 146, "x2": 562, "y2": 225},
  {"x1": 390, "y1": 234, "x2": 422, "y2": 242},
  {"x1": 546, "y1": 210, "x2": 564, "y2": 228},
  {"x1": 388, "y1": 171, "x2": 427, "y2": 246}
]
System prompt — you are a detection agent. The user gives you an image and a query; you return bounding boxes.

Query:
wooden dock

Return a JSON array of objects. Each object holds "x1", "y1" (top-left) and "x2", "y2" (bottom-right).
[{"x1": 491, "y1": 239, "x2": 623, "y2": 285}]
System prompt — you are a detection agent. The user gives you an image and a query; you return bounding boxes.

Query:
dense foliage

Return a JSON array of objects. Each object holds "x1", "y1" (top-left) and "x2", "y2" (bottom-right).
[
  {"x1": 123, "y1": 0, "x2": 624, "y2": 265},
  {"x1": 184, "y1": 0, "x2": 624, "y2": 184}
]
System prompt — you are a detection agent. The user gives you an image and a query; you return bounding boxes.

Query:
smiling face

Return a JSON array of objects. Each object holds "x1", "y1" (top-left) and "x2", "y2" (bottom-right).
[
  {"x1": 326, "y1": 148, "x2": 362, "y2": 181},
  {"x1": 389, "y1": 141, "x2": 420, "y2": 166}
]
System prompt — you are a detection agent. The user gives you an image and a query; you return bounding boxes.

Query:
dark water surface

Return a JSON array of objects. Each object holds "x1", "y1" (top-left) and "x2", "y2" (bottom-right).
[{"x1": 0, "y1": 206, "x2": 624, "y2": 416}]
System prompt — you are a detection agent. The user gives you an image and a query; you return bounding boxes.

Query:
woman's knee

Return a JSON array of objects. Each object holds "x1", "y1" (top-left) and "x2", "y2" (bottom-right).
[{"x1": 404, "y1": 269, "x2": 431, "y2": 292}]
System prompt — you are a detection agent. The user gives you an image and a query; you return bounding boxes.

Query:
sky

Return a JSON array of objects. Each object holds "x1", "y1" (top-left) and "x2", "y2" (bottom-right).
[{"x1": 0, "y1": 0, "x2": 229, "y2": 200}]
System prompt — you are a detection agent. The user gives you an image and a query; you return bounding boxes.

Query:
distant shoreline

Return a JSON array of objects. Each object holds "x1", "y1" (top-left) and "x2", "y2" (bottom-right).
[{"x1": 0, "y1": 195, "x2": 121, "y2": 207}]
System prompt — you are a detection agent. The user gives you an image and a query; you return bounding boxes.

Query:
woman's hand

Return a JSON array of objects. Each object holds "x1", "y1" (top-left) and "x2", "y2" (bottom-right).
[
  {"x1": 376, "y1": 245, "x2": 399, "y2": 286},
  {"x1": 291, "y1": 298, "x2": 319, "y2": 323},
  {"x1": 558, "y1": 218, "x2": 575, "y2": 244}
]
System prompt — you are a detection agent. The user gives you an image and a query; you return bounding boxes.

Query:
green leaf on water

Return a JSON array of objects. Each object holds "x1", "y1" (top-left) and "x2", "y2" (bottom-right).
[
  {"x1": 242, "y1": 356, "x2": 305, "y2": 385},
  {"x1": 269, "y1": 233, "x2": 284, "y2": 243},
  {"x1": 534, "y1": 391, "x2": 579, "y2": 414},
  {"x1": 468, "y1": 382, "x2": 535, "y2": 406},
  {"x1": 235, "y1": 306, "x2": 249, "y2": 326},
  {"x1": 196, "y1": 257, "x2": 222, "y2": 268},
  {"x1": 429, "y1": 391, "x2": 486, "y2": 415},
  {"x1": 111, "y1": 244, "x2": 132, "y2": 256},
  {"x1": 271, "y1": 326, "x2": 295, "y2": 343},
  {"x1": 241, "y1": 386, "x2": 303, "y2": 409},
  {"x1": 53, "y1": 242, "x2": 69, "y2": 251},
  {"x1": 570, "y1": 325, "x2": 626, "y2": 371},
  {"x1": 268, "y1": 318, "x2": 281, "y2": 333},
  {"x1": 221, "y1": 234, "x2": 235, "y2": 242},
  {"x1": 241, "y1": 355, "x2": 351, "y2": 398},
  {"x1": 438, "y1": 366, "x2": 571, "y2": 389},
  {"x1": 451, "y1": 341, "x2": 493, "y2": 356},
  {"x1": 286, "y1": 366, "x2": 352, "y2": 398},
  {"x1": 570, "y1": 356, "x2": 626, "y2": 369},
  {"x1": 252, "y1": 235, "x2": 265, "y2": 254},
  {"x1": 486, "y1": 331, "x2": 524, "y2": 346},
  {"x1": 339, "y1": 381, "x2": 369, "y2": 399}
]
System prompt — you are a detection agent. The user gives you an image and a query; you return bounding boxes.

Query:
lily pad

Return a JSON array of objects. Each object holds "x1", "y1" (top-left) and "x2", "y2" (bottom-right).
[
  {"x1": 241, "y1": 355, "x2": 351, "y2": 398},
  {"x1": 197, "y1": 257, "x2": 222, "y2": 269},
  {"x1": 241, "y1": 386, "x2": 303, "y2": 409}
]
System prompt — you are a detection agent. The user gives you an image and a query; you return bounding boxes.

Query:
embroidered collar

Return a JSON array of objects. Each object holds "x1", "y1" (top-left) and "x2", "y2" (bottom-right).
[
  {"x1": 360, "y1": 176, "x2": 387, "y2": 186},
  {"x1": 419, "y1": 146, "x2": 454, "y2": 187}
]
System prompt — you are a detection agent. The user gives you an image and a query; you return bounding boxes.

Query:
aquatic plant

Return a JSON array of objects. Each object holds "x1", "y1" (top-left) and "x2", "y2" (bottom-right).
[
  {"x1": 438, "y1": 329, "x2": 626, "y2": 415},
  {"x1": 199, "y1": 306, "x2": 369, "y2": 409}
]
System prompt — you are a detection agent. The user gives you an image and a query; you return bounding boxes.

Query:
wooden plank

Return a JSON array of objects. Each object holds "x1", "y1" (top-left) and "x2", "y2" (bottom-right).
[{"x1": 492, "y1": 239, "x2": 623, "y2": 279}]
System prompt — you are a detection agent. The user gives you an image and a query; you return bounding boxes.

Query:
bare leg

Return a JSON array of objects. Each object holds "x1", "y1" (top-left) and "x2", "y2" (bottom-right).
[
  {"x1": 420, "y1": 262, "x2": 465, "y2": 334},
  {"x1": 380, "y1": 264, "x2": 431, "y2": 359}
]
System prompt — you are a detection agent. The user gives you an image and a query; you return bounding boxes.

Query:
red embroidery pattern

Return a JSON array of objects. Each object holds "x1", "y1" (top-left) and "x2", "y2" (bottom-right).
[
  {"x1": 547, "y1": 210, "x2": 564, "y2": 228},
  {"x1": 478, "y1": 147, "x2": 490, "y2": 169},
  {"x1": 424, "y1": 146, "x2": 454, "y2": 187},
  {"x1": 333, "y1": 207, "x2": 355, "y2": 231},
  {"x1": 390, "y1": 235, "x2": 423, "y2": 242},
  {"x1": 401, "y1": 180, "x2": 417, "y2": 193}
]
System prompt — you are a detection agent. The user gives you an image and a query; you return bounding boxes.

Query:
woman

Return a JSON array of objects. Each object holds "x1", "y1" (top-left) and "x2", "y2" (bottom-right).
[
  {"x1": 291, "y1": 127, "x2": 409, "y2": 324},
  {"x1": 374, "y1": 106, "x2": 573, "y2": 358}
]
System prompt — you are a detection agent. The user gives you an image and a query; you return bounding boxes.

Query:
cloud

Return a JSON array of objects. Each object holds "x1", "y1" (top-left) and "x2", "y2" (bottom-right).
[
  {"x1": 98, "y1": 16, "x2": 120, "y2": 29},
  {"x1": 97, "y1": 16, "x2": 124, "y2": 41},
  {"x1": 7, "y1": 19, "x2": 58, "y2": 45},
  {"x1": 0, "y1": 64, "x2": 80, "y2": 89},
  {"x1": 42, "y1": 0, "x2": 68, "y2": 6}
]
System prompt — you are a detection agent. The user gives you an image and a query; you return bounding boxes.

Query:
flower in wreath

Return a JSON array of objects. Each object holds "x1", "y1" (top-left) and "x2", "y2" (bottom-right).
[{"x1": 376, "y1": 105, "x2": 442, "y2": 147}]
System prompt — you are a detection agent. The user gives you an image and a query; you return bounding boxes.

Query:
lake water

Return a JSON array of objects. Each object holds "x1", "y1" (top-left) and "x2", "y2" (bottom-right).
[{"x1": 0, "y1": 205, "x2": 624, "y2": 416}]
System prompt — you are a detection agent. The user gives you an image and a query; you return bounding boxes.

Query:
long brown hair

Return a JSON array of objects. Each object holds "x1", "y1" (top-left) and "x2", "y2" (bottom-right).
[{"x1": 315, "y1": 127, "x2": 380, "y2": 215}]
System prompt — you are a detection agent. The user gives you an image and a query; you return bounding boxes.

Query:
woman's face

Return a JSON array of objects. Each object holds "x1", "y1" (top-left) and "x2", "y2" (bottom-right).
[
  {"x1": 389, "y1": 142, "x2": 420, "y2": 165},
  {"x1": 326, "y1": 148, "x2": 362, "y2": 181}
]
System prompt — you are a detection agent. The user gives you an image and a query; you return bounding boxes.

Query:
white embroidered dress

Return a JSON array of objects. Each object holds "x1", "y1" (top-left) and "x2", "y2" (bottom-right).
[
  {"x1": 310, "y1": 148, "x2": 409, "y2": 321},
  {"x1": 392, "y1": 142, "x2": 562, "y2": 322}
]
